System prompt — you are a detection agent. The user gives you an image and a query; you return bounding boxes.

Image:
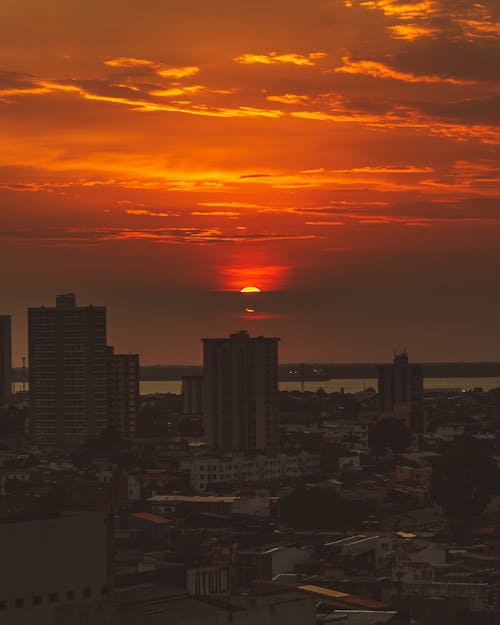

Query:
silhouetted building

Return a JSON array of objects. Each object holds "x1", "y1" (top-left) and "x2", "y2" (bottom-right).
[
  {"x1": 0, "y1": 512, "x2": 113, "y2": 625},
  {"x1": 28, "y1": 293, "x2": 108, "y2": 445},
  {"x1": 202, "y1": 330, "x2": 279, "y2": 452},
  {"x1": 182, "y1": 375, "x2": 203, "y2": 415},
  {"x1": 0, "y1": 315, "x2": 12, "y2": 404},
  {"x1": 107, "y1": 348, "x2": 139, "y2": 437},
  {"x1": 377, "y1": 350, "x2": 424, "y2": 432}
]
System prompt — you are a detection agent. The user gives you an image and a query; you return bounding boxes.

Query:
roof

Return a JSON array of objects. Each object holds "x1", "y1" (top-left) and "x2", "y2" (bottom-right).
[
  {"x1": 298, "y1": 585, "x2": 349, "y2": 599},
  {"x1": 298, "y1": 585, "x2": 387, "y2": 610},
  {"x1": 130, "y1": 512, "x2": 172, "y2": 524}
]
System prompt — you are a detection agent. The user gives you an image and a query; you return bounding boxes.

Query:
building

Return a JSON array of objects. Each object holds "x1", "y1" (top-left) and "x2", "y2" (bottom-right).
[
  {"x1": 202, "y1": 330, "x2": 279, "y2": 452},
  {"x1": 0, "y1": 315, "x2": 12, "y2": 404},
  {"x1": 107, "y1": 348, "x2": 139, "y2": 437},
  {"x1": 28, "y1": 293, "x2": 108, "y2": 445},
  {"x1": 377, "y1": 350, "x2": 424, "y2": 432},
  {"x1": 182, "y1": 375, "x2": 203, "y2": 415},
  {"x1": 187, "y1": 452, "x2": 320, "y2": 492},
  {"x1": 0, "y1": 512, "x2": 113, "y2": 625},
  {"x1": 237, "y1": 545, "x2": 313, "y2": 584},
  {"x1": 113, "y1": 582, "x2": 316, "y2": 625}
]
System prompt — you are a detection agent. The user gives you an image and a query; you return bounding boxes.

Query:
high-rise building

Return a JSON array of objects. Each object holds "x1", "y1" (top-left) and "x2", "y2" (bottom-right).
[
  {"x1": 182, "y1": 375, "x2": 203, "y2": 415},
  {"x1": 107, "y1": 347, "x2": 139, "y2": 437},
  {"x1": 28, "y1": 294, "x2": 108, "y2": 445},
  {"x1": 0, "y1": 315, "x2": 12, "y2": 404},
  {"x1": 377, "y1": 350, "x2": 424, "y2": 431},
  {"x1": 202, "y1": 330, "x2": 279, "y2": 452}
]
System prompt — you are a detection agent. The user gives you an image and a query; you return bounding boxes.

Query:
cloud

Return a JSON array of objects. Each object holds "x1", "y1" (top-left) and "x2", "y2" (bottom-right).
[
  {"x1": 392, "y1": 40, "x2": 500, "y2": 82},
  {"x1": 125, "y1": 208, "x2": 171, "y2": 217},
  {"x1": 0, "y1": 76, "x2": 285, "y2": 120},
  {"x1": 105, "y1": 57, "x2": 200, "y2": 78},
  {"x1": 199, "y1": 201, "x2": 268, "y2": 209},
  {"x1": 305, "y1": 221, "x2": 345, "y2": 226},
  {"x1": 334, "y1": 165, "x2": 434, "y2": 174},
  {"x1": 235, "y1": 51, "x2": 327, "y2": 66},
  {"x1": 352, "y1": 0, "x2": 500, "y2": 42},
  {"x1": 0, "y1": 227, "x2": 320, "y2": 245},
  {"x1": 267, "y1": 93, "x2": 311, "y2": 104},
  {"x1": 334, "y1": 55, "x2": 476, "y2": 85},
  {"x1": 191, "y1": 211, "x2": 240, "y2": 216}
]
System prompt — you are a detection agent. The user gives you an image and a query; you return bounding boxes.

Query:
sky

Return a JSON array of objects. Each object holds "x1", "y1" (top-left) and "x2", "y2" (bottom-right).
[{"x1": 1, "y1": 0, "x2": 499, "y2": 365}]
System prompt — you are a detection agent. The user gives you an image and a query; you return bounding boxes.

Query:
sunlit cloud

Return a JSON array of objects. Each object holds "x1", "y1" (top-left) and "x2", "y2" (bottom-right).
[
  {"x1": 1, "y1": 227, "x2": 321, "y2": 246},
  {"x1": 105, "y1": 57, "x2": 200, "y2": 78},
  {"x1": 335, "y1": 56, "x2": 476, "y2": 85},
  {"x1": 235, "y1": 52, "x2": 327, "y2": 66},
  {"x1": 191, "y1": 211, "x2": 240, "y2": 216},
  {"x1": 352, "y1": 0, "x2": 500, "y2": 42},
  {"x1": 334, "y1": 165, "x2": 434, "y2": 174},
  {"x1": 266, "y1": 93, "x2": 311, "y2": 105},
  {"x1": 388, "y1": 24, "x2": 440, "y2": 40},
  {"x1": 125, "y1": 208, "x2": 171, "y2": 217},
  {"x1": 199, "y1": 201, "x2": 269, "y2": 209},
  {"x1": 358, "y1": 0, "x2": 436, "y2": 19}
]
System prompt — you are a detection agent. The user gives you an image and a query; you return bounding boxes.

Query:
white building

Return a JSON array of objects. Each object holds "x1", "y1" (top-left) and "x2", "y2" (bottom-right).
[{"x1": 188, "y1": 452, "x2": 320, "y2": 492}]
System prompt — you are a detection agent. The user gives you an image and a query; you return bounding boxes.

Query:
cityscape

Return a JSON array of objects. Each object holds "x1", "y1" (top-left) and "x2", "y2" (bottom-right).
[
  {"x1": 2, "y1": 295, "x2": 500, "y2": 624},
  {"x1": 1, "y1": 1, "x2": 499, "y2": 624}
]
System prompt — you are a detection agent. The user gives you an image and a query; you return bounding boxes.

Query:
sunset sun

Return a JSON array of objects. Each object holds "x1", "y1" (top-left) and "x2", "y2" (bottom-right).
[{"x1": 240, "y1": 286, "x2": 261, "y2": 293}]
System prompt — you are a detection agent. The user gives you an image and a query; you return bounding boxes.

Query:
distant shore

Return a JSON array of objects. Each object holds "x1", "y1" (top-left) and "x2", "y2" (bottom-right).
[
  {"x1": 139, "y1": 362, "x2": 500, "y2": 381},
  {"x1": 12, "y1": 362, "x2": 500, "y2": 383}
]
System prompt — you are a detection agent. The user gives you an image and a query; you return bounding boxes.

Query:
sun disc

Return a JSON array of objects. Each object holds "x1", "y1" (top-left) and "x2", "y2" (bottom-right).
[{"x1": 240, "y1": 286, "x2": 261, "y2": 293}]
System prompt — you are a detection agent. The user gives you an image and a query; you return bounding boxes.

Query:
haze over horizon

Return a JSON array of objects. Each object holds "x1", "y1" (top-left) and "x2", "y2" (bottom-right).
[{"x1": 1, "y1": 0, "x2": 499, "y2": 364}]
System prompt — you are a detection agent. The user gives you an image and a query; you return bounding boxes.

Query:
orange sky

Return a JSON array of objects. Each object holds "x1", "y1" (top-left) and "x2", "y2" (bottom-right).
[{"x1": 1, "y1": 0, "x2": 499, "y2": 364}]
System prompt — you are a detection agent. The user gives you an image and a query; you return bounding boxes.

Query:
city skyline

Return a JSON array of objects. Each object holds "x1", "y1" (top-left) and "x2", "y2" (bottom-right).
[{"x1": 1, "y1": 0, "x2": 499, "y2": 364}]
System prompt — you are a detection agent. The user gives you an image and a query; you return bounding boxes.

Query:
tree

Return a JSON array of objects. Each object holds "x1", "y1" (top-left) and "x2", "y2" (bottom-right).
[
  {"x1": 430, "y1": 437, "x2": 500, "y2": 519},
  {"x1": 372, "y1": 418, "x2": 412, "y2": 455}
]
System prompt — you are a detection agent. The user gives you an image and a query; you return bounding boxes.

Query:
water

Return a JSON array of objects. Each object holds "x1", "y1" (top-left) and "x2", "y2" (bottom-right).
[
  {"x1": 140, "y1": 377, "x2": 500, "y2": 396},
  {"x1": 14, "y1": 377, "x2": 500, "y2": 397}
]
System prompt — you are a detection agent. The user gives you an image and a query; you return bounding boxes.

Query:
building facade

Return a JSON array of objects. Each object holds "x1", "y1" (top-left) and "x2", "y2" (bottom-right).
[
  {"x1": 0, "y1": 315, "x2": 12, "y2": 404},
  {"x1": 182, "y1": 375, "x2": 203, "y2": 415},
  {"x1": 0, "y1": 513, "x2": 113, "y2": 625},
  {"x1": 377, "y1": 350, "x2": 424, "y2": 432},
  {"x1": 188, "y1": 452, "x2": 321, "y2": 492},
  {"x1": 28, "y1": 294, "x2": 108, "y2": 445},
  {"x1": 107, "y1": 348, "x2": 139, "y2": 437},
  {"x1": 202, "y1": 331, "x2": 279, "y2": 452}
]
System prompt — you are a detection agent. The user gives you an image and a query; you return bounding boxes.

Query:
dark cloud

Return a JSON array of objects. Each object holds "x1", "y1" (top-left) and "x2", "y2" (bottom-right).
[
  {"x1": 393, "y1": 41, "x2": 500, "y2": 83},
  {"x1": 416, "y1": 95, "x2": 500, "y2": 124}
]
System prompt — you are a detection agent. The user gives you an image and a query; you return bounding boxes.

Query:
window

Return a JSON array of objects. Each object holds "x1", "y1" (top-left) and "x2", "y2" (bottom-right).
[
  {"x1": 83, "y1": 588, "x2": 92, "y2": 598},
  {"x1": 101, "y1": 585, "x2": 110, "y2": 595},
  {"x1": 49, "y1": 593, "x2": 58, "y2": 604},
  {"x1": 66, "y1": 590, "x2": 75, "y2": 601},
  {"x1": 33, "y1": 596, "x2": 42, "y2": 606},
  {"x1": 0, "y1": 601, "x2": 7, "y2": 611},
  {"x1": 15, "y1": 598, "x2": 24, "y2": 609}
]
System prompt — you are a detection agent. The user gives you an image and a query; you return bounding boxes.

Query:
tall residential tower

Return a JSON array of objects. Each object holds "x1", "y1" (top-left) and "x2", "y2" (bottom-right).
[
  {"x1": 0, "y1": 315, "x2": 12, "y2": 404},
  {"x1": 107, "y1": 347, "x2": 140, "y2": 437},
  {"x1": 28, "y1": 293, "x2": 108, "y2": 444},
  {"x1": 377, "y1": 350, "x2": 424, "y2": 432},
  {"x1": 202, "y1": 330, "x2": 279, "y2": 452}
]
